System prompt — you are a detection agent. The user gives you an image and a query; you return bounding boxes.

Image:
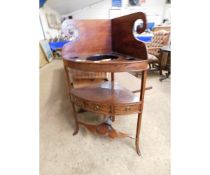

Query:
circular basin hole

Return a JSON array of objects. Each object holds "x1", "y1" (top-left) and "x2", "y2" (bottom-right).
[
  {"x1": 86, "y1": 54, "x2": 118, "y2": 61},
  {"x1": 70, "y1": 56, "x2": 78, "y2": 59}
]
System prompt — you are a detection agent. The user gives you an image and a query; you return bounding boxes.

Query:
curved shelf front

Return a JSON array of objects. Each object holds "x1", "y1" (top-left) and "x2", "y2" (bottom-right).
[
  {"x1": 63, "y1": 52, "x2": 148, "y2": 72},
  {"x1": 70, "y1": 82, "x2": 142, "y2": 115}
]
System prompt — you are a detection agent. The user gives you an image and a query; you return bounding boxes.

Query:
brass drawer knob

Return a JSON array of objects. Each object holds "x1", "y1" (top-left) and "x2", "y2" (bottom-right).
[
  {"x1": 94, "y1": 105, "x2": 100, "y2": 111},
  {"x1": 125, "y1": 106, "x2": 131, "y2": 111}
]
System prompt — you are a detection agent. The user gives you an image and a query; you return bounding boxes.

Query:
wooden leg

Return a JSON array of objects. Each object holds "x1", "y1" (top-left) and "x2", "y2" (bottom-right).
[
  {"x1": 71, "y1": 102, "x2": 79, "y2": 135},
  {"x1": 149, "y1": 63, "x2": 151, "y2": 69},
  {"x1": 159, "y1": 52, "x2": 163, "y2": 75},
  {"x1": 111, "y1": 116, "x2": 115, "y2": 122},
  {"x1": 111, "y1": 73, "x2": 115, "y2": 122},
  {"x1": 77, "y1": 108, "x2": 87, "y2": 113},
  {"x1": 135, "y1": 70, "x2": 147, "y2": 156},
  {"x1": 135, "y1": 113, "x2": 142, "y2": 156}
]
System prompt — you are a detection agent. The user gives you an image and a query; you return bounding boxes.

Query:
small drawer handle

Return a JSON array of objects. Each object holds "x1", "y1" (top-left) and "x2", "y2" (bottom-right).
[
  {"x1": 125, "y1": 106, "x2": 131, "y2": 111},
  {"x1": 94, "y1": 105, "x2": 100, "y2": 111}
]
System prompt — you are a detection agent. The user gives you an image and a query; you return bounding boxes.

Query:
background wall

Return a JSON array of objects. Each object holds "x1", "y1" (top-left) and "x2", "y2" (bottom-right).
[
  {"x1": 39, "y1": 0, "x2": 171, "y2": 40},
  {"x1": 62, "y1": 0, "x2": 112, "y2": 19},
  {"x1": 62, "y1": 0, "x2": 170, "y2": 25}
]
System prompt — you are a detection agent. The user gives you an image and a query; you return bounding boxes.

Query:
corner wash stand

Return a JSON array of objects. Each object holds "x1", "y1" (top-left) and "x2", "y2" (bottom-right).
[{"x1": 62, "y1": 12, "x2": 148, "y2": 156}]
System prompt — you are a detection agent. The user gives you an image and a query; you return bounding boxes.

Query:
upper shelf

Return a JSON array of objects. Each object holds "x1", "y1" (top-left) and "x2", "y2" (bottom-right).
[
  {"x1": 70, "y1": 81, "x2": 139, "y2": 104},
  {"x1": 63, "y1": 52, "x2": 148, "y2": 72}
]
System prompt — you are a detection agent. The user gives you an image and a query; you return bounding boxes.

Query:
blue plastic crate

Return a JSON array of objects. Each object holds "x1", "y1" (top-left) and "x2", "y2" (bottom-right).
[
  {"x1": 49, "y1": 41, "x2": 70, "y2": 52},
  {"x1": 136, "y1": 36, "x2": 153, "y2": 43}
]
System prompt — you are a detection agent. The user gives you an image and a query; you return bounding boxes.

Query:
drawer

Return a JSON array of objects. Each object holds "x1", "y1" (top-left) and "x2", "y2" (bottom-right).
[
  {"x1": 114, "y1": 103, "x2": 141, "y2": 115},
  {"x1": 85, "y1": 102, "x2": 111, "y2": 115},
  {"x1": 71, "y1": 95, "x2": 111, "y2": 115},
  {"x1": 71, "y1": 95, "x2": 85, "y2": 108},
  {"x1": 71, "y1": 95, "x2": 141, "y2": 115}
]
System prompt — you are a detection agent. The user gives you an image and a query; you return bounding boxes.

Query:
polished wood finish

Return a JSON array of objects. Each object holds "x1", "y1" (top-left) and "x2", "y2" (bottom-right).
[
  {"x1": 62, "y1": 12, "x2": 148, "y2": 156},
  {"x1": 111, "y1": 72, "x2": 115, "y2": 121},
  {"x1": 62, "y1": 20, "x2": 111, "y2": 58},
  {"x1": 112, "y1": 12, "x2": 148, "y2": 60},
  {"x1": 111, "y1": 72, "x2": 114, "y2": 82},
  {"x1": 71, "y1": 102, "x2": 79, "y2": 135},
  {"x1": 63, "y1": 54, "x2": 148, "y2": 72},
  {"x1": 136, "y1": 70, "x2": 147, "y2": 155},
  {"x1": 79, "y1": 119, "x2": 130, "y2": 139},
  {"x1": 70, "y1": 82, "x2": 141, "y2": 116},
  {"x1": 71, "y1": 82, "x2": 139, "y2": 103}
]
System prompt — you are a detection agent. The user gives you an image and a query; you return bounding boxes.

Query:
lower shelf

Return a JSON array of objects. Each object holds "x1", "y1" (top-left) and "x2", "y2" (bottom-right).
[{"x1": 78, "y1": 117, "x2": 133, "y2": 139}]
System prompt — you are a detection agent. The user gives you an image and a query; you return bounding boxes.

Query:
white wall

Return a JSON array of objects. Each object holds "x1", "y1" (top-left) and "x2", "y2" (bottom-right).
[
  {"x1": 39, "y1": 16, "x2": 45, "y2": 40},
  {"x1": 63, "y1": 0, "x2": 112, "y2": 19},
  {"x1": 117, "y1": 0, "x2": 167, "y2": 24},
  {"x1": 46, "y1": 0, "x2": 102, "y2": 15},
  {"x1": 162, "y1": 3, "x2": 171, "y2": 23},
  {"x1": 62, "y1": 0, "x2": 169, "y2": 25}
]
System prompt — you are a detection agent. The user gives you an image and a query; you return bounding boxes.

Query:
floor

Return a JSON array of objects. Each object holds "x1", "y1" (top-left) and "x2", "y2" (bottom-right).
[{"x1": 40, "y1": 59, "x2": 170, "y2": 175}]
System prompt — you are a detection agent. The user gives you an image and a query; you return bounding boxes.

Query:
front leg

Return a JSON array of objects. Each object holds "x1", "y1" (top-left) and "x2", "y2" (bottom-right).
[
  {"x1": 71, "y1": 102, "x2": 79, "y2": 135},
  {"x1": 135, "y1": 113, "x2": 143, "y2": 156}
]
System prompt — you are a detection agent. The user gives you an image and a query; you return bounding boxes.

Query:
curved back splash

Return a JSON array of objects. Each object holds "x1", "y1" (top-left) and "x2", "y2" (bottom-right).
[{"x1": 62, "y1": 12, "x2": 147, "y2": 60}]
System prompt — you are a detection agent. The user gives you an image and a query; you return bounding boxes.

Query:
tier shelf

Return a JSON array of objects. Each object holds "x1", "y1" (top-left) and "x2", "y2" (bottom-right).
[
  {"x1": 70, "y1": 82, "x2": 141, "y2": 115},
  {"x1": 71, "y1": 81, "x2": 139, "y2": 103}
]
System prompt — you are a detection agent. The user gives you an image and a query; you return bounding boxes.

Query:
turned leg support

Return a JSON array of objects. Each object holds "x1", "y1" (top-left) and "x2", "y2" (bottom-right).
[
  {"x1": 135, "y1": 113, "x2": 143, "y2": 156},
  {"x1": 111, "y1": 116, "x2": 115, "y2": 122},
  {"x1": 135, "y1": 70, "x2": 147, "y2": 156},
  {"x1": 71, "y1": 102, "x2": 79, "y2": 135}
]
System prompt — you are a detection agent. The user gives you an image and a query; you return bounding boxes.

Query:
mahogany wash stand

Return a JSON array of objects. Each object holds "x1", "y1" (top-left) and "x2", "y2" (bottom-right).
[{"x1": 62, "y1": 12, "x2": 148, "y2": 156}]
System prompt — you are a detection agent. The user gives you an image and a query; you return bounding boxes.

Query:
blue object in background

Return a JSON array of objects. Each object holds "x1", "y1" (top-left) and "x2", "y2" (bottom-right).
[
  {"x1": 136, "y1": 36, "x2": 153, "y2": 43},
  {"x1": 39, "y1": 0, "x2": 46, "y2": 8},
  {"x1": 147, "y1": 22, "x2": 155, "y2": 30},
  {"x1": 136, "y1": 22, "x2": 155, "y2": 42},
  {"x1": 112, "y1": 0, "x2": 122, "y2": 7},
  {"x1": 49, "y1": 41, "x2": 70, "y2": 52}
]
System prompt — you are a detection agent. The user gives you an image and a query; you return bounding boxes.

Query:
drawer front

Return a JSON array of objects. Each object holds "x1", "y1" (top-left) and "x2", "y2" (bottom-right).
[
  {"x1": 71, "y1": 95, "x2": 141, "y2": 115},
  {"x1": 71, "y1": 95, "x2": 111, "y2": 115},
  {"x1": 85, "y1": 102, "x2": 111, "y2": 115},
  {"x1": 71, "y1": 95, "x2": 85, "y2": 108},
  {"x1": 114, "y1": 103, "x2": 141, "y2": 115}
]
